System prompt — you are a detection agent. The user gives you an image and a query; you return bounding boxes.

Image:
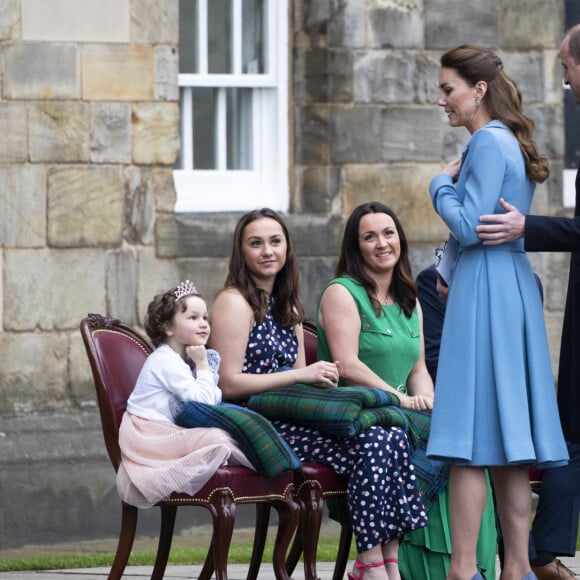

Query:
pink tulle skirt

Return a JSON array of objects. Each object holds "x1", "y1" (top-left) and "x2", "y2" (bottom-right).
[{"x1": 116, "y1": 412, "x2": 254, "y2": 508}]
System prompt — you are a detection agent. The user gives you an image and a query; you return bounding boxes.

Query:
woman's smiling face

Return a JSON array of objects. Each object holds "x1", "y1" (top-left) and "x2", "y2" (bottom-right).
[{"x1": 358, "y1": 212, "x2": 400, "y2": 275}]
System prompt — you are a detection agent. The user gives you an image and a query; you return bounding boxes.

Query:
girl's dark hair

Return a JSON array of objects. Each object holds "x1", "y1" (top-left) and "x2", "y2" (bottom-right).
[
  {"x1": 144, "y1": 285, "x2": 202, "y2": 347},
  {"x1": 225, "y1": 208, "x2": 304, "y2": 327},
  {"x1": 441, "y1": 44, "x2": 549, "y2": 183},
  {"x1": 335, "y1": 201, "x2": 417, "y2": 318}
]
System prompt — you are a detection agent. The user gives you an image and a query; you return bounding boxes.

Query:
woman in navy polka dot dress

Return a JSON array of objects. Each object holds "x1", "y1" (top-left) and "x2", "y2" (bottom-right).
[{"x1": 210, "y1": 208, "x2": 428, "y2": 580}]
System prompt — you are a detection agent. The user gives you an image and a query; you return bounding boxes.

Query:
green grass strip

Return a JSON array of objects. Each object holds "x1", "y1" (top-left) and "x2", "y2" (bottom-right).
[{"x1": 0, "y1": 537, "x2": 357, "y2": 572}]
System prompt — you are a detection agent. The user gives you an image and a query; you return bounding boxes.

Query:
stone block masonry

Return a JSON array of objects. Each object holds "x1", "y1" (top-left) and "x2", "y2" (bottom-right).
[{"x1": 0, "y1": 0, "x2": 570, "y2": 550}]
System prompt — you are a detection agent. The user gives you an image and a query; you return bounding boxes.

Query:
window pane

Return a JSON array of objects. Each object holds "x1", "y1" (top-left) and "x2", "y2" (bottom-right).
[
  {"x1": 227, "y1": 88, "x2": 253, "y2": 169},
  {"x1": 176, "y1": 88, "x2": 189, "y2": 169},
  {"x1": 183, "y1": 87, "x2": 253, "y2": 170},
  {"x1": 193, "y1": 88, "x2": 217, "y2": 169},
  {"x1": 178, "y1": 0, "x2": 198, "y2": 73},
  {"x1": 242, "y1": 0, "x2": 265, "y2": 74},
  {"x1": 208, "y1": 0, "x2": 231, "y2": 74}
]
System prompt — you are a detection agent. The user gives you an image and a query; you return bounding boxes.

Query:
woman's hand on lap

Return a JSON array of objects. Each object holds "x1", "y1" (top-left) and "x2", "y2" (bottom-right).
[
  {"x1": 399, "y1": 393, "x2": 434, "y2": 411},
  {"x1": 302, "y1": 360, "x2": 339, "y2": 388}
]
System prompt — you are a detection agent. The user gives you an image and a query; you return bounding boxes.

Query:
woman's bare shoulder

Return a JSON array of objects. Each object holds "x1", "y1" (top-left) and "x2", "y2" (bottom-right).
[
  {"x1": 214, "y1": 286, "x2": 243, "y2": 301},
  {"x1": 213, "y1": 287, "x2": 251, "y2": 312},
  {"x1": 321, "y1": 281, "x2": 357, "y2": 306}
]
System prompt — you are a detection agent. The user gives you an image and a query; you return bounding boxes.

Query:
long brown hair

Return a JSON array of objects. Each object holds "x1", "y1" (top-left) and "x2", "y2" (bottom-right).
[
  {"x1": 441, "y1": 44, "x2": 549, "y2": 183},
  {"x1": 225, "y1": 208, "x2": 304, "y2": 326},
  {"x1": 335, "y1": 201, "x2": 417, "y2": 318}
]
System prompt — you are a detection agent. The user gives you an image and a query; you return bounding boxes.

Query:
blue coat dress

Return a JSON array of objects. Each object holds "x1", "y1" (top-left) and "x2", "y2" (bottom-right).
[{"x1": 426, "y1": 120, "x2": 568, "y2": 468}]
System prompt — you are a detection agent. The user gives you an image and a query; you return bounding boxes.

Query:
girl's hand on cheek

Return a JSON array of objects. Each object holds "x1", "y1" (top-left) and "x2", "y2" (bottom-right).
[{"x1": 186, "y1": 345, "x2": 209, "y2": 370}]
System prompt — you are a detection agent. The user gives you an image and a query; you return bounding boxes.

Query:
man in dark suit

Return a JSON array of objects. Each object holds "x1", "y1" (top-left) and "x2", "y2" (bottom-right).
[
  {"x1": 415, "y1": 264, "x2": 447, "y2": 382},
  {"x1": 476, "y1": 23, "x2": 580, "y2": 580}
]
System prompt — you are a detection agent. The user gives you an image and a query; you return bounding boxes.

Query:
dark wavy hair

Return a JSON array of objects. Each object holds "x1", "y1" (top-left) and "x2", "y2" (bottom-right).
[
  {"x1": 225, "y1": 208, "x2": 304, "y2": 327},
  {"x1": 335, "y1": 201, "x2": 417, "y2": 318},
  {"x1": 441, "y1": 44, "x2": 549, "y2": 183},
  {"x1": 144, "y1": 285, "x2": 202, "y2": 347}
]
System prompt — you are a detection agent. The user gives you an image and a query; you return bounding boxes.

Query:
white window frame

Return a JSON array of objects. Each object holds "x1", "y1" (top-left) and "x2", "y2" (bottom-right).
[
  {"x1": 563, "y1": 84, "x2": 576, "y2": 208},
  {"x1": 563, "y1": 168, "x2": 575, "y2": 207},
  {"x1": 174, "y1": 0, "x2": 289, "y2": 213}
]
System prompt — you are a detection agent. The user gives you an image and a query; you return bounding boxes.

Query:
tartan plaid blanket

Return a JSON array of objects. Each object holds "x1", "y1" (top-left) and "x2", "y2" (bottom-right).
[
  {"x1": 175, "y1": 401, "x2": 301, "y2": 478},
  {"x1": 248, "y1": 385, "x2": 449, "y2": 509},
  {"x1": 247, "y1": 384, "x2": 408, "y2": 438},
  {"x1": 403, "y1": 409, "x2": 450, "y2": 503}
]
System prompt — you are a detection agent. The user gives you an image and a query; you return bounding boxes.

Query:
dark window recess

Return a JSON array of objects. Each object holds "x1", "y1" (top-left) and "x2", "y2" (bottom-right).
[{"x1": 564, "y1": 91, "x2": 580, "y2": 169}]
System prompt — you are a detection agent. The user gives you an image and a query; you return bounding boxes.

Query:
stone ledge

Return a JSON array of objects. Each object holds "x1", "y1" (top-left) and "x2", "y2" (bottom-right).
[
  {"x1": 0, "y1": 412, "x2": 104, "y2": 463},
  {"x1": 156, "y1": 212, "x2": 346, "y2": 259}
]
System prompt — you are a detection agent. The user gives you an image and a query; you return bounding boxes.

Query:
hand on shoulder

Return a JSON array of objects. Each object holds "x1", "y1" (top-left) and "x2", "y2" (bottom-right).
[{"x1": 476, "y1": 198, "x2": 525, "y2": 245}]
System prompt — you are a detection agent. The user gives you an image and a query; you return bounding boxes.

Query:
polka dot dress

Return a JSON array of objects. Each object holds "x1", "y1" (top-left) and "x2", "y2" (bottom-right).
[{"x1": 243, "y1": 309, "x2": 429, "y2": 551}]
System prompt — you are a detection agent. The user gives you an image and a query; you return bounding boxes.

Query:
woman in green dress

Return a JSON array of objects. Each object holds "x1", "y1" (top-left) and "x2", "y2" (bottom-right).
[{"x1": 316, "y1": 201, "x2": 497, "y2": 580}]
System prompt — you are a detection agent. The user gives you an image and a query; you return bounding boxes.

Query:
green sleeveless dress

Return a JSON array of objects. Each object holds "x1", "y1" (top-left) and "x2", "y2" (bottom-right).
[{"x1": 316, "y1": 277, "x2": 497, "y2": 580}]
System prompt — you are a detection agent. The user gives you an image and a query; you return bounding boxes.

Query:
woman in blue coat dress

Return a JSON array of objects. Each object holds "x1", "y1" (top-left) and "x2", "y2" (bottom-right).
[{"x1": 426, "y1": 45, "x2": 569, "y2": 580}]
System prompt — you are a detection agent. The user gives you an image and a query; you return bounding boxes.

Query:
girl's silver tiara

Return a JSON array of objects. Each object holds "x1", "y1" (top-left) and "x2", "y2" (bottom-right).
[{"x1": 174, "y1": 280, "x2": 198, "y2": 301}]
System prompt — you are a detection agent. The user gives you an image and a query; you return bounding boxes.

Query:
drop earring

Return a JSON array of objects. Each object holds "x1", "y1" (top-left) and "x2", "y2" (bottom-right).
[{"x1": 475, "y1": 98, "x2": 481, "y2": 107}]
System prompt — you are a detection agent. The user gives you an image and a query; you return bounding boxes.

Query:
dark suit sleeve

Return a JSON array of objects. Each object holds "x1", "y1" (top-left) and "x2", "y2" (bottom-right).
[
  {"x1": 416, "y1": 265, "x2": 446, "y2": 383},
  {"x1": 524, "y1": 214, "x2": 580, "y2": 252}
]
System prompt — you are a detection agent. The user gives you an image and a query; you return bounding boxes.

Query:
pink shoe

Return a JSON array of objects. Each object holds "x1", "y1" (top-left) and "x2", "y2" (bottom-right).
[{"x1": 347, "y1": 559, "x2": 385, "y2": 580}]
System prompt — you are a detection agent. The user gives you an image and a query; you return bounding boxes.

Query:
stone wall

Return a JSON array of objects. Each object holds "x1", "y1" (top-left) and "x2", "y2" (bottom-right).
[
  {"x1": 0, "y1": 0, "x2": 185, "y2": 548},
  {"x1": 291, "y1": 0, "x2": 567, "y2": 368},
  {"x1": 0, "y1": 0, "x2": 570, "y2": 548}
]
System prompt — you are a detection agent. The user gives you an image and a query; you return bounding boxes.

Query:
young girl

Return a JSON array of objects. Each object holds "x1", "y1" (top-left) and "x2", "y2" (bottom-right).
[
  {"x1": 116, "y1": 281, "x2": 253, "y2": 508},
  {"x1": 128, "y1": 280, "x2": 222, "y2": 417}
]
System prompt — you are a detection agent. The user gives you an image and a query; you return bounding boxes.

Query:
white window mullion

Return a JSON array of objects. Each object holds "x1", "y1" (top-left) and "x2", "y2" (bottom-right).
[
  {"x1": 232, "y1": 0, "x2": 242, "y2": 75},
  {"x1": 197, "y1": 0, "x2": 208, "y2": 74},
  {"x1": 182, "y1": 87, "x2": 194, "y2": 170},
  {"x1": 252, "y1": 90, "x2": 261, "y2": 174},
  {"x1": 216, "y1": 88, "x2": 227, "y2": 170}
]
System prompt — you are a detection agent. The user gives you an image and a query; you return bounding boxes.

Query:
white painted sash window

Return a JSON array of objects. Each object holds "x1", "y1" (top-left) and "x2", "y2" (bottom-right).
[
  {"x1": 564, "y1": 0, "x2": 580, "y2": 207},
  {"x1": 174, "y1": 0, "x2": 289, "y2": 213}
]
